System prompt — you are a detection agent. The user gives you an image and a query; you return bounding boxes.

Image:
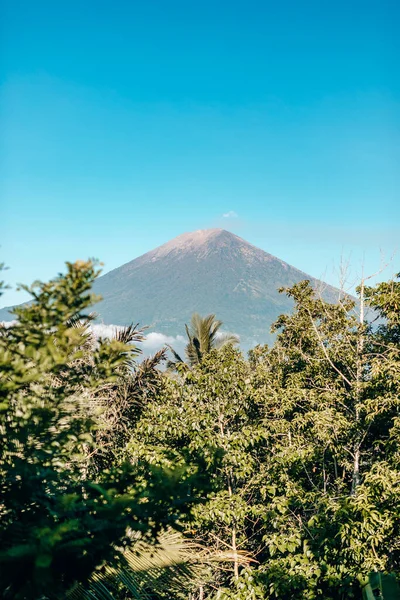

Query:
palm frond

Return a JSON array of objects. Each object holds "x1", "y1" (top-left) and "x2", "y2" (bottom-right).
[
  {"x1": 133, "y1": 348, "x2": 166, "y2": 390},
  {"x1": 114, "y1": 323, "x2": 145, "y2": 346},
  {"x1": 169, "y1": 313, "x2": 238, "y2": 369},
  {"x1": 140, "y1": 347, "x2": 167, "y2": 371},
  {"x1": 166, "y1": 344, "x2": 185, "y2": 370},
  {"x1": 185, "y1": 322, "x2": 194, "y2": 343},
  {"x1": 166, "y1": 343, "x2": 184, "y2": 364},
  {"x1": 65, "y1": 313, "x2": 96, "y2": 350},
  {"x1": 185, "y1": 336, "x2": 202, "y2": 366},
  {"x1": 214, "y1": 332, "x2": 240, "y2": 349},
  {"x1": 66, "y1": 311, "x2": 96, "y2": 329},
  {"x1": 67, "y1": 530, "x2": 209, "y2": 600},
  {"x1": 184, "y1": 322, "x2": 202, "y2": 366},
  {"x1": 203, "y1": 314, "x2": 223, "y2": 351},
  {"x1": 190, "y1": 313, "x2": 223, "y2": 355}
]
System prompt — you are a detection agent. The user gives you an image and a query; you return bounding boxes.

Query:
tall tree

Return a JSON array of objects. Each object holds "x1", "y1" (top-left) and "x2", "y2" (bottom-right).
[
  {"x1": 243, "y1": 277, "x2": 400, "y2": 598},
  {"x1": 134, "y1": 345, "x2": 265, "y2": 597},
  {"x1": 0, "y1": 261, "x2": 205, "y2": 599},
  {"x1": 168, "y1": 313, "x2": 239, "y2": 367}
]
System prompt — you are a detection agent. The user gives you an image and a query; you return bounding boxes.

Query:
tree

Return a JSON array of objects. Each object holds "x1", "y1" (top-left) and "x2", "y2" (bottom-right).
[
  {"x1": 134, "y1": 345, "x2": 266, "y2": 597},
  {"x1": 130, "y1": 275, "x2": 400, "y2": 598},
  {"x1": 0, "y1": 261, "x2": 205, "y2": 599},
  {"x1": 2, "y1": 259, "x2": 398, "y2": 599},
  {"x1": 244, "y1": 277, "x2": 400, "y2": 598},
  {"x1": 68, "y1": 529, "x2": 211, "y2": 600},
  {"x1": 168, "y1": 313, "x2": 239, "y2": 367}
]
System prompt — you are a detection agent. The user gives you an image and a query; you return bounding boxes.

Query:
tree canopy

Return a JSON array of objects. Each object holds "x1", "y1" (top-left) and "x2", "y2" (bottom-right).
[{"x1": 1, "y1": 263, "x2": 399, "y2": 599}]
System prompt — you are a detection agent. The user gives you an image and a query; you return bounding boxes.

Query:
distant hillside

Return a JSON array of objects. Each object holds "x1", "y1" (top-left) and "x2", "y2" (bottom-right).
[
  {"x1": 0, "y1": 229, "x2": 345, "y2": 347},
  {"x1": 91, "y1": 229, "x2": 342, "y2": 347}
]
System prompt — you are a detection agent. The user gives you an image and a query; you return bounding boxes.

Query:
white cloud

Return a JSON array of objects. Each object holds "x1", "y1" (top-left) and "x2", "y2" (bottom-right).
[
  {"x1": 90, "y1": 325, "x2": 186, "y2": 358},
  {"x1": 222, "y1": 210, "x2": 238, "y2": 218},
  {"x1": 1, "y1": 319, "x2": 185, "y2": 351},
  {"x1": 1, "y1": 320, "x2": 239, "y2": 361},
  {"x1": 90, "y1": 323, "x2": 124, "y2": 339},
  {"x1": 141, "y1": 332, "x2": 185, "y2": 350},
  {"x1": 0, "y1": 321, "x2": 124, "y2": 338},
  {"x1": 0, "y1": 320, "x2": 17, "y2": 328}
]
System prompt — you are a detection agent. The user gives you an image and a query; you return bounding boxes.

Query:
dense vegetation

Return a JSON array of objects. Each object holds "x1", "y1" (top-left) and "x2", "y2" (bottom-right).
[{"x1": 0, "y1": 261, "x2": 399, "y2": 599}]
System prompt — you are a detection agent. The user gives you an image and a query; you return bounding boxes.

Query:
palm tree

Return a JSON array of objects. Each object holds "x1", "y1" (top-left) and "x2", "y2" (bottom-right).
[
  {"x1": 67, "y1": 527, "x2": 253, "y2": 600},
  {"x1": 168, "y1": 313, "x2": 239, "y2": 368},
  {"x1": 66, "y1": 529, "x2": 209, "y2": 599}
]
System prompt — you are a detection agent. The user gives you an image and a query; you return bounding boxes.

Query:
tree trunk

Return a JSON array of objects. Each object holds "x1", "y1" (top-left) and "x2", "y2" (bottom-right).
[
  {"x1": 351, "y1": 444, "x2": 361, "y2": 495},
  {"x1": 232, "y1": 523, "x2": 239, "y2": 580},
  {"x1": 219, "y1": 412, "x2": 239, "y2": 580},
  {"x1": 352, "y1": 276, "x2": 365, "y2": 495}
]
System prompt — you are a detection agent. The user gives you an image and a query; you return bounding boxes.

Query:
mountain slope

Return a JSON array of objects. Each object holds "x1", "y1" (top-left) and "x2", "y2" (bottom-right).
[
  {"x1": 0, "y1": 229, "x2": 343, "y2": 346},
  {"x1": 90, "y1": 229, "x2": 341, "y2": 345}
]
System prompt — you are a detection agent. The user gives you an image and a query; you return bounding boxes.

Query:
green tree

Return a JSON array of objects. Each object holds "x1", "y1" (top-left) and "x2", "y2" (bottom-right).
[
  {"x1": 245, "y1": 277, "x2": 400, "y2": 598},
  {"x1": 168, "y1": 313, "x2": 239, "y2": 367},
  {"x1": 0, "y1": 261, "x2": 205, "y2": 599},
  {"x1": 3, "y1": 260, "x2": 398, "y2": 600},
  {"x1": 134, "y1": 345, "x2": 266, "y2": 597},
  {"x1": 68, "y1": 529, "x2": 211, "y2": 600}
]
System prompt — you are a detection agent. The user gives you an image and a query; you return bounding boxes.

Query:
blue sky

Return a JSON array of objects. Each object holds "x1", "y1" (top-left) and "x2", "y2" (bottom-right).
[{"x1": 1, "y1": 0, "x2": 399, "y2": 307}]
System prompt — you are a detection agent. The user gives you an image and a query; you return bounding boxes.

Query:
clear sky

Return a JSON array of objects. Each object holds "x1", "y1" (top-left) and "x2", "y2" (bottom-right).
[{"x1": 1, "y1": 0, "x2": 399, "y2": 308}]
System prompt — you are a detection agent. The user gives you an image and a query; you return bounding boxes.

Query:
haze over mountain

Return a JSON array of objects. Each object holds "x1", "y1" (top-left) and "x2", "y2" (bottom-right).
[
  {"x1": 87, "y1": 228, "x2": 340, "y2": 347},
  {"x1": 0, "y1": 229, "x2": 344, "y2": 346}
]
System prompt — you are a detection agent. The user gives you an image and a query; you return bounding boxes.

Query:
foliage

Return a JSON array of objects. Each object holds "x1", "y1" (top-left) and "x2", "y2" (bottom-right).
[
  {"x1": 68, "y1": 529, "x2": 210, "y2": 600},
  {"x1": 1, "y1": 260, "x2": 399, "y2": 599},
  {"x1": 0, "y1": 261, "x2": 203, "y2": 599},
  {"x1": 134, "y1": 345, "x2": 266, "y2": 595},
  {"x1": 246, "y1": 277, "x2": 400, "y2": 598},
  {"x1": 168, "y1": 313, "x2": 239, "y2": 367},
  {"x1": 142, "y1": 275, "x2": 400, "y2": 598}
]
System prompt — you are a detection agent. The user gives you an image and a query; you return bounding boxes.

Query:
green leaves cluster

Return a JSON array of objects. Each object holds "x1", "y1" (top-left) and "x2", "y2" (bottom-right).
[
  {"x1": 167, "y1": 312, "x2": 239, "y2": 367},
  {"x1": 0, "y1": 262, "x2": 203, "y2": 599},
  {"x1": 1, "y1": 260, "x2": 399, "y2": 599},
  {"x1": 245, "y1": 278, "x2": 400, "y2": 598},
  {"x1": 136, "y1": 277, "x2": 400, "y2": 598}
]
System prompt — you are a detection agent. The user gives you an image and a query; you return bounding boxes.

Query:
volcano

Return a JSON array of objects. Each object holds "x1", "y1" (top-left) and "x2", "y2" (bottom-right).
[
  {"x1": 87, "y1": 228, "x2": 340, "y2": 346},
  {"x1": 0, "y1": 229, "x2": 341, "y2": 346},
  {"x1": 0, "y1": 229, "x2": 343, "y2": 346}
]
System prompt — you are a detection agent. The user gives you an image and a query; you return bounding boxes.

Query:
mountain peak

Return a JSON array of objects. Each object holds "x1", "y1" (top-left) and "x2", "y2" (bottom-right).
[
  {"x1": 170, "y1": 228, "x2": 225, "y2": 245},
  {"x1": 0, "y1": 229, "x2": 341, "y2": 350},
  {"x1": 148, "y1": 228, "x2": 242, "y2": 259},
  {"x1": 170, "y1": 227, "x2": 235, "y2": 243},
  {"x1": 86, "y1": 228, "x2": 341, "y2": 347}
]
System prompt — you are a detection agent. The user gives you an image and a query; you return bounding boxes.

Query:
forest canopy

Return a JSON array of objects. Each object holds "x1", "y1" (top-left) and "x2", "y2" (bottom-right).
[{"x1": 0, "y1": 261, "x2": 399, "y2": 599}]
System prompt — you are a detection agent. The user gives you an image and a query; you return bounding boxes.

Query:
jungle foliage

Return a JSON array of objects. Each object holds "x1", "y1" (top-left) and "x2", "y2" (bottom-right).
[{"x1": 0, "y1": 261, "x2": 399, "y2": 599}]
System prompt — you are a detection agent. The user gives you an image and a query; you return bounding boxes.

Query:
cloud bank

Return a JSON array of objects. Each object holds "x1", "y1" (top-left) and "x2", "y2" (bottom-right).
[
  {"x1": 0, "y1": 320, "x2": 17, "y2": 328},
  {"x1": 90, "y1": 323, "x2": 184, "y2": 345},
  {"x1": 141, "y1": 332, "x2": 186, "y2": 351},
  {"x1": 90, "y1": 324, "x2": 186, "y2": 358},
  {"x1": 1, "y1": 320, "x2": 238, "y2": 360}
]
